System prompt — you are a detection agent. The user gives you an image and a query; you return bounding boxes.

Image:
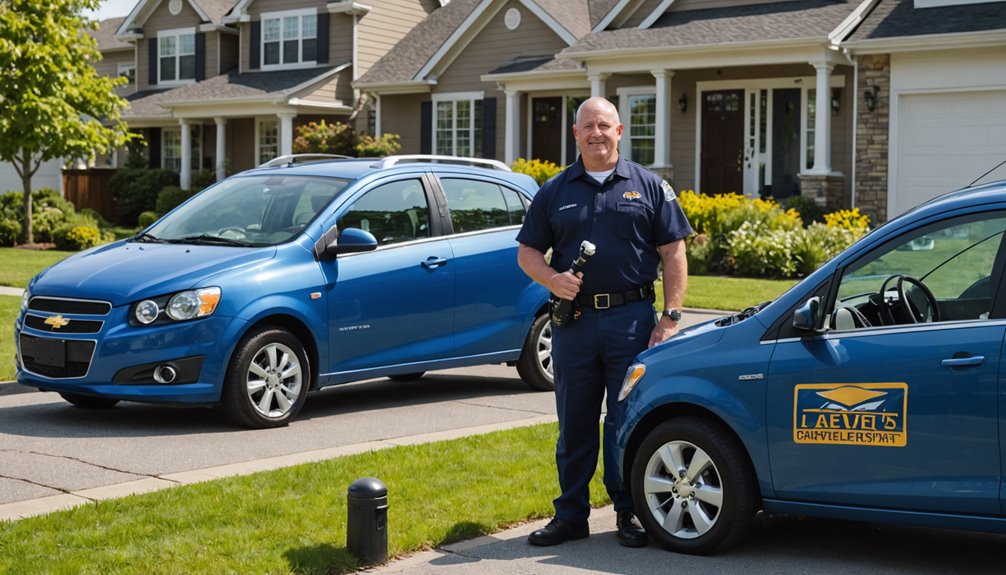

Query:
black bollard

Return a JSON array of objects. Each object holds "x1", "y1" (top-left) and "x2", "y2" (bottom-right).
[{"x1": 347, "y1": 477, "x2": 388, "y2": 565}]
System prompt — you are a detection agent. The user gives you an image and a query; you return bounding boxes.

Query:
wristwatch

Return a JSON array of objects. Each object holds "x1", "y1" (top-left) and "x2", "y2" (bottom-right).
[{"x1": 662, "y1": 308, "x2": 682, "y2": 321}]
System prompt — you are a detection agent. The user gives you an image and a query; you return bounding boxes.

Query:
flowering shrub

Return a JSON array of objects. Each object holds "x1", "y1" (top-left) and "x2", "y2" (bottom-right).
[
  {"x1": 54, "y1": 224, "x2": 102, "y2": 251},
  {"x1": 511, "y1": 158, "x2": 562, "y2": 185}
]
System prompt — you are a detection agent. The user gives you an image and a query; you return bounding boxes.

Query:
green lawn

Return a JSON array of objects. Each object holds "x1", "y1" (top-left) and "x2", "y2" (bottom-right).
[
  {"x1": 0, "y1": 423, "x2": 601, "y2": 575},
  {"x1": 0, "y1": 247, "x2": 76, "y2": 289}
]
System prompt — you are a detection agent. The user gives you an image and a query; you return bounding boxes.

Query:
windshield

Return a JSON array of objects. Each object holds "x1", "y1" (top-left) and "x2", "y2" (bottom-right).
[{"x1": 141, "y1": 175, "x2": 350, "y2": 246}]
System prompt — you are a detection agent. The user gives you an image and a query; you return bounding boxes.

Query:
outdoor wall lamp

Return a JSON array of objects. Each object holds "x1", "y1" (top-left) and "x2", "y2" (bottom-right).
[
  {"x1": 831, "y1": 88, "x2": 841, "y2": 114},
  {"x1": 863, "y1": 84, "x2": 880, "y2": 112},
  {"x1": 678, "y1": 93, "x2": 687, "y2": 113}
]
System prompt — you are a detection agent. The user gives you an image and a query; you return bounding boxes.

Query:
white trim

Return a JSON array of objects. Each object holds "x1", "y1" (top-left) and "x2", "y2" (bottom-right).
[
  {"x1": 616, "y1": 86, "x2": 656, "y2": 162},
  {"x1": 521, "y1": 0, "x2": 577, "y2": 45},
  {"x1": 842, "y1": 30, "x2": 1006, "y2": 55},
  {"x1": 638, "y1": 0, "x2": 676, "y2": 30},
  {"x1": 256, "y1": 117, "x2": 280, "y2": 166},
  {"x1": 117, "y1": 62, "x2": 136, "y2": 85},
  {"x1": 260, "y1": 8, "x2": 319, "y2": 71},
  {"x1": 157, "y1": 27, "x2": 197, "y2": 87},
  {"x1": 828, "y1": 0, "x2": 880, "y2": 45},
  {"x1": 328, "y1": 1, "x2": 372, "y2": 15},
  {"x1": 431, "y1": 91, "x2": 485, "y2": 157},
  {"x1": 415, "y1": 0, "x2": 492, "y2": 81},
  {"x1": 592, "y1": 0, "x2": 630, "y2": 32}
]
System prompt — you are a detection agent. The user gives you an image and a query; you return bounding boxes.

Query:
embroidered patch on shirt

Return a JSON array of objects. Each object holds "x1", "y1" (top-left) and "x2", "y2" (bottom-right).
[
  {"x1": 661, "y1": 180, "x2": 677, "y2": 202},
  {"x1": 622, "y1": 191, "x2": 641, "y2": 200},
  {"x1": 559, "y1": 203, "x2": 578, "y2": 211}
]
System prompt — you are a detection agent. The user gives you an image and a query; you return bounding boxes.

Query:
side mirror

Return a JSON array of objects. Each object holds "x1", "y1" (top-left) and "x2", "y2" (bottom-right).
[
  {"x1": 792, "y1": 297, "x2": 824, "y2": 332},
  {"x1": 313, "y1": 226, "x2": 378, "y2": 260}
]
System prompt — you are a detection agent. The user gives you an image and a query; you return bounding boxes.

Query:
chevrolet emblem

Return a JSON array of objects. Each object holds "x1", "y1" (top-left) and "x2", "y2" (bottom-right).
[{"x1": 44, "y1": 315, "x2": 70, "y2": 329}]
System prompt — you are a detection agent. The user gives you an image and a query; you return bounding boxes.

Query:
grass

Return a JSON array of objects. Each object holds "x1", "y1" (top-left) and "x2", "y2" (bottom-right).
[
  {"x1": 0, "y1": 247, "x2": 76, "y2": 289},
  {"x1": 0, "y1": 423, "x2": 608, "y2": 575}
]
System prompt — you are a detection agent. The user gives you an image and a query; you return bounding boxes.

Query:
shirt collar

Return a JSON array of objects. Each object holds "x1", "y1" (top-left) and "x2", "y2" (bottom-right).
[{"x1": 569, "y1": 156, "x2": 631, "y2": 182}]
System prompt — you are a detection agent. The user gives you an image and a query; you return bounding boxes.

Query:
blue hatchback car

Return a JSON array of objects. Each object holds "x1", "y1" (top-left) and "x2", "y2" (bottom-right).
[
  {"x1": 14, "y1": 155, "x2": 552, "y2": 428},
  {"x1": 616, "y1": 179, "x2": 1006, "y2": 554}
]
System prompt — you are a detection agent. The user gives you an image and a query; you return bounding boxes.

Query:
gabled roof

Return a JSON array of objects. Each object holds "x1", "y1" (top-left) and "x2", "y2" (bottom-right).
[
  {"x1": 843, "y1": 0, "x2": 1006, "y2": 49},
  {"x1": 157, "y1": 65, "x2": 350, "y2": 106},
  {"x1": 91, "y1": 17, "x2": 131, "y2": 52},
  {"x1": 116, "y1": 0, "x2": 238, "y2": 36},
  {"x1": 356, "y1": 0, "x2": 595, "y2": 90},
  {"x1": 565, "y1": 0, "x2": 864, "y2": 57},
  {"x1": 588, "y1": 0, "x2": 621, "y2": 29}
]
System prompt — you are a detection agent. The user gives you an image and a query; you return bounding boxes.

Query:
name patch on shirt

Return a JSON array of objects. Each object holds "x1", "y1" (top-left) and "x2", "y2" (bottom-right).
[
  {"x1": 559, "y1": 203, "x2": 578, "y2": 211},
  {"x1": 661, "y1": 180, "x2": 677, "y2": 202}
]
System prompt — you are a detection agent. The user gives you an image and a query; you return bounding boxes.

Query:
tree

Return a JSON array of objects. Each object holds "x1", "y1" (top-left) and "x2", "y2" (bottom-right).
[{"x1": 0, "y1": 0, "x2": 132, "y2": 244}]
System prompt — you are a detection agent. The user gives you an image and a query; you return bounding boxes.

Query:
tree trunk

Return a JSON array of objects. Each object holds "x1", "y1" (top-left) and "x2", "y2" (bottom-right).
[{"x1": 20, "y1": 152, "x2": 33, "y2": 245}]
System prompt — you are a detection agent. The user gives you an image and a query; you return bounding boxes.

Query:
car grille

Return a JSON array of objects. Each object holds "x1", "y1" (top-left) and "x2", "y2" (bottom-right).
[
  {"x1": 18, "y1": 333, "x2": 96, "y2": 378},
  {"x1": 28, "y1": 297, "x2": 112, "y2": 316},
  {"x1": 23, "y1": 314, "x2": 103, "y2": 334}
]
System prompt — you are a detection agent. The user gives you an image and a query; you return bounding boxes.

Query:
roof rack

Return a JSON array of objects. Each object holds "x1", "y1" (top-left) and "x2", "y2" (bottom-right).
[
  {"x1": 371, "y1": 154, "x2": 511, "y2": 171},
  {"x1": 259, "y1": 153, "x2": 352, "y2": 168}
]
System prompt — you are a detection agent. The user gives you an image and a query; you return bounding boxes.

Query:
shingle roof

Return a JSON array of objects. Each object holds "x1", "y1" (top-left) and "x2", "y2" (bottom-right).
[
  {"x1": 193, "y1": 0, "x2": 240, "y2": 25},
  {"x1": 487, "y1": 55, "x2": 583, "y2": 75},
  {"x1": 588, "y1": 0, "x2": 620, "y2": 29},
  {"x1": 564, "y1": 0, "x2": 863, "y2": 55},
  {"x1": 846, "y1": 0, "x2": 1006, "y2": 43},
  {"x1": 91, "y1": 17, "x2": 131, "y2": 52},
  {"x1": 535, "y1": 0, "x2": 591, "y2": 39},
  {"x1": 157, "y1": 66, "x2": 344, "y2": 104},
  {"x1": 123, "y1": 89, "x2": 176, "y2": 119}
]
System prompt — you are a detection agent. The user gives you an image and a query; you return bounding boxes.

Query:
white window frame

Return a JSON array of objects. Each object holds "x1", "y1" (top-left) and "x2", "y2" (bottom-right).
[
  {"x1": 432, "y1": 91, "x2": 484, "y2": 157},
  {"x1": 260, "y1": 8, "x2": 318, "y2": 70},
  {"x1": 117, "y1": 62, "x2": 136, "y2": 85},
  {"x1": 158, "y1": 27, "x2": 196, "y2": 86},
  {"x1": 162, "y1": 126, "x2": 202, "y2": 173},
  {"x1": 617, "y1": 86, "x2": 657, "y2": 165},
  {"x1": 256, "y1": 119, "x2": 279, "y2": 165}
]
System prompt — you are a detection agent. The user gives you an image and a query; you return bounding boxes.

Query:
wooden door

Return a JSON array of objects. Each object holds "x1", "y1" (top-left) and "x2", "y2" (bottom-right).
[{"x1": 700, "y1": 90, "x2": 744, "y2": 195}]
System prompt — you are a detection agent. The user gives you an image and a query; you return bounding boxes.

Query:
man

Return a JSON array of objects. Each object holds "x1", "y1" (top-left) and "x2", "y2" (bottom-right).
[{"x1": 516, "y1": 96, "x2": 692, "y2": 547}]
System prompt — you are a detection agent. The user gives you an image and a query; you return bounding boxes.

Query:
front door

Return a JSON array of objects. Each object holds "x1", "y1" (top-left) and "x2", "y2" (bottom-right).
[
  {"x1": 701, "y1": 90, "x2": 744, "y2": 195},
  {"x1": 532, "y1": 97, "x2": 563, "y2": 165}
]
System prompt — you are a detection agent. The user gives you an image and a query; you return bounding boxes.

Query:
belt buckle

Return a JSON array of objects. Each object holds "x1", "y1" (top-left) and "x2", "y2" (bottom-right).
[{"x1": 593, "y1": 293, "x2": 610, "y2": 310}]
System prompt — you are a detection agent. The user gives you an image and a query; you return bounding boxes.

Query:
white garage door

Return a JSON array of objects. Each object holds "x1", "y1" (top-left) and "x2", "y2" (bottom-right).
[{"x1": 892, "y1": 90, "x2": 1006, "y2": 218}]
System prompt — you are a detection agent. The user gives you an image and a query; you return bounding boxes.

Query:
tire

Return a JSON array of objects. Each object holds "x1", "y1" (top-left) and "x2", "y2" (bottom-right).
[
  {"x1": 222, "y1": 327, "x2": 310, "y2": 429},
  {"x1": 631, "y1": 417, "x2": 756, "y2": 555},
  {"x1": 388, "y1": 372, "x2": 425, "y2": 381},
  {"x1": 516, "y1": 313, "x2": 554, "y2": 391},
  {"x1": 59, "y1": 392, "x2": 120, "y2": 409}
]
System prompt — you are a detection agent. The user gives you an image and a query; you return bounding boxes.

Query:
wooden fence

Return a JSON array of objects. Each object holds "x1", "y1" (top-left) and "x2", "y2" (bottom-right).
[{"x1": 63, "y1": 168, "x2": 116, "y2": 222}]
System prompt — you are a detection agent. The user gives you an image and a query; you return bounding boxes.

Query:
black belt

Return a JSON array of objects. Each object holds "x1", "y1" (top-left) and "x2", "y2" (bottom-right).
[{"x1": 576, "y1": 286, "x2": 654, "y2": 310}]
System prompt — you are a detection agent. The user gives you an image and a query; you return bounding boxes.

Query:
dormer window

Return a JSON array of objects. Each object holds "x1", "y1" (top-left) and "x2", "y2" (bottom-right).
[
  {"x1": 262, "y1": 9, "x2": 317, "y2": 68},
  {"x1": 159, "y1": 28, "x2": 196, "y2": 84}
]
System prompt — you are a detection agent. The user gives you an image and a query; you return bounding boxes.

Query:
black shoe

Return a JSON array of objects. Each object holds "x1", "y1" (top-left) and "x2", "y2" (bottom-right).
[
  {"x1": 527, "y1": 517, "x2": 589, "y2": 546},
  {"x1": 616, "y1": 510, "x2": 647, "y2": 547}
]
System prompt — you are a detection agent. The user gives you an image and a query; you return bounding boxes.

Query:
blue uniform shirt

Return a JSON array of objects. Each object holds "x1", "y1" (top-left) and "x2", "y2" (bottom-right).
[{"x1": 517, "y1": 156, "x2": 694, "y2": 294}]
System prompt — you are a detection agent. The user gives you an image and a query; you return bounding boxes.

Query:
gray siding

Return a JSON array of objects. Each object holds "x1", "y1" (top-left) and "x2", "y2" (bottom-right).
[
  {"x1": 357, "y1": 0, "x2": 431, "y2": 78},
  {"x1": 381, "y1": 94, "x2": 425, "y2": 153},
  {"x1": 137, "y1": 0, "x2": 204, "y2": 91}
]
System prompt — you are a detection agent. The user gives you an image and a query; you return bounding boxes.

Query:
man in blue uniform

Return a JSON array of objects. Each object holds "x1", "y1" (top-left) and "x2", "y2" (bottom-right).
[{"x1": 517, "y1": 97, "x2": 693, "y2": 547}]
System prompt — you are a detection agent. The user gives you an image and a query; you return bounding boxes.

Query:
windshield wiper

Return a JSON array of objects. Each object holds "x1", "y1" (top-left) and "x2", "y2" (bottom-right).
[
  {"x1": 717, "y1": 301, "x2": 772, "y2": 326},
  {"x1": 169, "y1": 234, "x2": 253, "y2": 247},
  {"x1": 132, "y1": 232, "x2": 162, "y2": 243}
]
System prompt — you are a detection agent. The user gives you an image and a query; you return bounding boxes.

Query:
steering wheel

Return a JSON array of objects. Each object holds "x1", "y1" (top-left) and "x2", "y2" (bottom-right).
[
  {"x1": 879, "y1": 274, "x2": 940, "y2": 324},
  {"x1": 216, "y1": 226, "x2": 247, "y2": 240}
]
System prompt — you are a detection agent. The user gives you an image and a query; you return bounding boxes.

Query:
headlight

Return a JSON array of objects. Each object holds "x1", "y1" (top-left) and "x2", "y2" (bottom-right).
[
  {"x1": 134, "y1": 299, "x2": 160, "y2": 324},
  {"x1": 21, "y1": 289, "x2": 30, "y2": 312},
  {"x1": 617, "y1": 363, "x2": 646, "y2": 401},
  {"x1": 166, "y1": 287, "x2": 221, "y2": 320}
]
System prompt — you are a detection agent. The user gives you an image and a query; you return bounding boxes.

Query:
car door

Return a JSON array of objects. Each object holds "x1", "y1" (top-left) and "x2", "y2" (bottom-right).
[
  {"x1": 766, "y1": 211, "x2": 1006, "y2": 515},
  {"x1": 321, "y1": 176, "x2": 455, "y2": 376},
  {"x1": 438, "y1": 176, "x2": 536, "y2": 358}
]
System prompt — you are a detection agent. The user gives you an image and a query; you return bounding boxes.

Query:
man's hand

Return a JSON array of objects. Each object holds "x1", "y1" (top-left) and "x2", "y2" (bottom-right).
[
  {"x1": 548, "y1": 271, "x2": 583, "y2": 301},
  {"x1": 648, "y1": 315, "x2": 679, "y2": 348}
]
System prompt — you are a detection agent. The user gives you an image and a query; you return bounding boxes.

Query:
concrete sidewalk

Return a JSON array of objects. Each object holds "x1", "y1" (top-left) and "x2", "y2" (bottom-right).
[{"x1": 0, "y1": 285, "x2": 24, "y2": 297}]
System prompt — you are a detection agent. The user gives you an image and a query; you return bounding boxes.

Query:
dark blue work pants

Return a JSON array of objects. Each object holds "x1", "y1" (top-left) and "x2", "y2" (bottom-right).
[{"x1": 550, "y1": 300, "x2": 655, "y2": 525}]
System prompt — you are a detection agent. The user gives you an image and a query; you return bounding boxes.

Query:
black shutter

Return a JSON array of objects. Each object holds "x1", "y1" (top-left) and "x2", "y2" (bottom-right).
[
  {"x1": 195, "y1": 33, "x2": 206, "y2": 81},
  {"x1": 420, "y1": 101, "x2": 432, "y2": 155},
  {"x1": 249, "y1": 21, "x2": 260, "y2": 70},
  {"x1": 316, "y1": 12, "x2": 329, "y2": 64},
  {"x1": 481, "y1": 97, "x2": 496, "y2": 159},
  {"x1": 148, "y1": 128, "x2": 162, "y2": 168},
  {"x1": 148, "y1": 38, "x2": 158, "y2": 85}
]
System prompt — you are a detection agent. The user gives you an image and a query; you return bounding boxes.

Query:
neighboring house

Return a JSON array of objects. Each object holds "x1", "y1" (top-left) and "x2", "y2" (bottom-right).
[
  {"x1": 356, "y1": 0, "x2": 1006, "y2": 223},
  {"x1": 95, "y1": 0, "x2": 440, "y2": 188}
]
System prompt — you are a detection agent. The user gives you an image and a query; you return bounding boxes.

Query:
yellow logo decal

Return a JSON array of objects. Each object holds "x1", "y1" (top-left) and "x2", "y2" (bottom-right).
[
  {"x1": 623, "y1": 191, "x2": 641, "y2": 200},
  {"x1": 793, "y1": 383, "x2": 908, "y2": 447},
  {"x1": 44, "y1": 315, "x2": 70, "y2": 329}
]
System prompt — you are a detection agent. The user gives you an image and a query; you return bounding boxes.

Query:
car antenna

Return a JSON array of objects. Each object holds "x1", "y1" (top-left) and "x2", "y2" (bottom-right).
[{"x1": 968, "y1": 158, "x2": 1006, "y2": 187}]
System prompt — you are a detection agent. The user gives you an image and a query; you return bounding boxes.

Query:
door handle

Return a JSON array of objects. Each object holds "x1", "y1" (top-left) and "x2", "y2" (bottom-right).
[
  {"x1": 941, "y1": 355, "x2": 985, "y2": 368},
  {"x1": 421, "y1": 256, "x2": 448, "y2": 269}
]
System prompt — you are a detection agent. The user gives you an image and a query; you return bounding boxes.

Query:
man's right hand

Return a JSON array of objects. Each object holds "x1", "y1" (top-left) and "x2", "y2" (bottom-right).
[{"x1": 548, "y1": 271, "x2": 583, "y2": 301}]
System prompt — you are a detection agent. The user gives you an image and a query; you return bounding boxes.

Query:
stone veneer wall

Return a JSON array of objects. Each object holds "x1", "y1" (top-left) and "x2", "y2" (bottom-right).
[{"x1": 855, "y1": 54, "x2": 891, "y2": 224}]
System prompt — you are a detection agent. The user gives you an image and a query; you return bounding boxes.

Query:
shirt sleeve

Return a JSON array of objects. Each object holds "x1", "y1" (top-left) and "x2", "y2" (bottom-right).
[
  {"x1": 652, "y1": 178, "x2": 695, "y2": 246},
  {"x1": 516, "y1": 179, "x2": 555, "y2": 253}
]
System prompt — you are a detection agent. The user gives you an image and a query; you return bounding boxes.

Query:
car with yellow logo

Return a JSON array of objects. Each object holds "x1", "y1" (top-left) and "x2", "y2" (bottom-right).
[{"x1": 615, "y1": 178, "x2": 1006, "y2": 554}]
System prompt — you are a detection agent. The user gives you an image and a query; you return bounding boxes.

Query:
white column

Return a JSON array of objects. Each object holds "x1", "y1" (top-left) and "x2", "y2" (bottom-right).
[
  {"x1": 588, "y1": 74, "x2": 609, "y2": 99},
  {"x1": 278, "y1": 112, "x2": 296, "y2": 156},
  {"x1": 651, "y1": 69, "x2": 673, "y2": 169},
  {"x1": 179, "y1": 118, "x2": 192, "y2": 190},
  {"x1": 214, "y1": 117, "x2": 227, "y2": 181},
  {"x1": 505, "y1": 89, "x2": 521, "y2": 165},
  {"x1": 811, "y1": 62, "x2": 833, "y2": 174}
]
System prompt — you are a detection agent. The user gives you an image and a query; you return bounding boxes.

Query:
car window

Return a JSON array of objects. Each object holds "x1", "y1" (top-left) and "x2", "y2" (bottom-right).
[
  {"x1": 337, "y1": 179, "x2": 430, "y2": 246},
  {"x1": 831, "y1": 213, "x2": 1006, "y2": 329},
  {"x1": 442, "y1": 178, "x2": 520, "y2": 233}
]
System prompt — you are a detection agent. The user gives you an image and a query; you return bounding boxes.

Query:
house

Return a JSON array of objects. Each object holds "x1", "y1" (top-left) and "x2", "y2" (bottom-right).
[
  {"x1": 356, "y1": 0, "x2": 1006, "y2": 223},
  {"x1": 96, "y1": 0, "x2": 441, "y2": 189}
]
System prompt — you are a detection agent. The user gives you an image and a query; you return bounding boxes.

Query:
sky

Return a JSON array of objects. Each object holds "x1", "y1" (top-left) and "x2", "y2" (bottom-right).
[{"x1": 85, "y1": 0, "x2": 139, "y2": 21}]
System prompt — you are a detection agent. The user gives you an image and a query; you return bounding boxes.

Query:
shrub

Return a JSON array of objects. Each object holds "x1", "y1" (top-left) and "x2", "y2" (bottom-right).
[
  {"x1": 292, "y1": 120, "x2": 356, "y2": 156},
  {"x1": 511, "y1": 158, "x2": 562, "y2": 185},
  {"x1": 356, "y1": 133, "x2": 401, "y2": 157},
  {"x1": 190, "y1": 169, "x2": 217, "y2": 192},
  {"x1": 110, "y1": 168, "x2": 179, "y2": 226},
  {"x1": 785, "y1": 194, "x2": 827, "y2": 225},
  {"x1": 0, "y1": 219, "x2": 20, "y2": 247},
  {"x1": 156, "y1": 186, "x2": 197, "y2": 215},
  {"x1": 137, "y1": 211, "x2": 159, "y2": 228},
  {"x1": 54, "y1": 224, "x2": 102, "y2": 251}
]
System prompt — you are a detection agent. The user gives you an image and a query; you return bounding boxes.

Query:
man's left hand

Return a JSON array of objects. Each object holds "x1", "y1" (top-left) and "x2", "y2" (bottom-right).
[{"x1": 648, "y1": 316, "x2": 679, "y2": 348}]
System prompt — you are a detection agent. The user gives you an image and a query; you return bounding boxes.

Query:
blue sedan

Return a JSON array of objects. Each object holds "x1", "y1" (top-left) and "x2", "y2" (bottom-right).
[
  {"x1": 616, "y1": 179, "x2": 1006, "y2": 554},
  {"x1": 15, "y1": 156, "x2": 552, "y2": 428}
]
